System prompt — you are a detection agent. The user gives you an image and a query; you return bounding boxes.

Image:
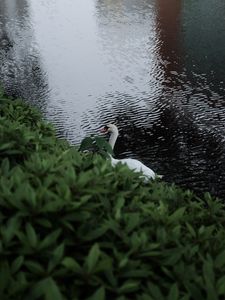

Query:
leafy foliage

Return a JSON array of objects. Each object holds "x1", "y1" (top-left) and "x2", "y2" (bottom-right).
[
  {"x1": 1, "y1": 91, "x2": 225, "y2": 299},
  {"x1": 79, "y1": 135, "x2": 113, "y2": 157}
]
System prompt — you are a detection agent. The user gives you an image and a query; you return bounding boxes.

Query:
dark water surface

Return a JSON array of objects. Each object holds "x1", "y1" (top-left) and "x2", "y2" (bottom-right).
[{"x1": 1, "y1": 0, "x2": 225, "y2": 198}]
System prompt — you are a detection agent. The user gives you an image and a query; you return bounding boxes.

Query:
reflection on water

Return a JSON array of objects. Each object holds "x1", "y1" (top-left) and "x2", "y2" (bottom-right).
[
  {"x1": 0, "y1": 0, "x2": 225, "y2": 198},
  {"x1": 0, "y1": 0, "x2": 48, "y2": 105}
]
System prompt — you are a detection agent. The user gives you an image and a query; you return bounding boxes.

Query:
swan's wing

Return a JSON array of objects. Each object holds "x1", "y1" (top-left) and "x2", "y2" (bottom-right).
[{"x1": 119, "y1": 158, "x2": 156, "y2": 179}]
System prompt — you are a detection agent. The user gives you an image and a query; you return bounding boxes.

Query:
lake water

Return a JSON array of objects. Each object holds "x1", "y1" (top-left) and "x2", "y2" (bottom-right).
[{"x1": 1, "y1": 0, "x2": 225, "y2": 198}]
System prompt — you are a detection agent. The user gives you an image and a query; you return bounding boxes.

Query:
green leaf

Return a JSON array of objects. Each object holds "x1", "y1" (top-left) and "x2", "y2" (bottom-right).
[
  {"x1": 95, "y1": 136, "x2": 113, "y2": 155},
  {"x1": 147, "y1": 282, "x2": 164, "y2": 300},
  {"x1": 3, "y1": 216, "x2": 20, "y2": 244},
  {"x1": 45, "y1": 277, "x2": 63, "y2": 300},
  {"x1": 1, "y1": 158, "x2": 10, "y2": 174},
  {"x1": 0, "y1": 262, "x2": 11, "y2": 294},
  {"x1": 115, "y1": 197, "x2": 125, "y2": 220},
  {"x1": 39, "y1": 229, "x2": 62, "y2": 250},
  {"x1": 125, "y1": 213, "x2": 140, "y2": 233},
  {"x1": 215, "y1": 250, "x2": 225, "y2": 268},
  {"x1": 95, "y1": 136, "x2": 107, "y2": 149},
  {"x1": 216, "y1": 275, "x2": 225, "y2": 295},
  {"x1": 83, "y1": 224, "x2": 109, "y2": 241},
  {"x1": 28, "y1": 277, "x2": 62, "y2": 300},
  {"x1": 185, "y1": 282, "x2": 205, "y2": 300},
  {"x1": 0, "y1": 142, "x2": 15, "y2": 151},
  {"x1": 86, "y1": 243, "x2": 101, "y2": 273},
  {"x1": 169, "y1": 207, "x2": 186, "y2": 223},
  {"x1": 26, "y1": 223, "x2": 38, "y2": 248},
  {"x1": 139, "y1": 294, "x2": 155, "y2": 300},
  {"x1": 118, "y1": 280, "x2": 140, "y2": 294},
  {"x1": 53, "y1": 243, "x2": 65, "y2": 262},
  {"x1": 11, "y1": 256, "x2": 24, "y2": 274},
  {"x1": 61, "y1": 257, "x2": 82, "y2": 273},
  {"x1": 93, "y1": 255, "x2": 113, "y2": 273},
  {"x1": 48, "y1": 243, "x2": 65, "y2": 272},
  {"x1": 186, "y1": 223, "x2": 196, "y2": 238},
  {"x1": 87, "y1": 286, "x2": 105, "y2": 300},
  {"x1": 203, "y1": 258, "x2": 215, "y2": 285},
  {"x1": 36, "y1": 218, "x2": 52, "y2": 229},
  {"x1": 163, "y1": 249, "x2": 182, "y2": 266},
  {"x1": 79, "y1": 137, "x2": 95, "y2": 152},
  {"x1": 104, "y1": 269, "x2": 117, "y2": 287},
  {"x1": 119, "y1": 257, "x2": 129, "y2": 268},
  {"x1": 167, "y1": 283, "x2": 179, "y2": 300},
  {"x1": 25, "y1": 260, "x2": 45, "y2": 274},
  {"x1": 203, "y1": 259, "x2": 217, "y2": 300}
]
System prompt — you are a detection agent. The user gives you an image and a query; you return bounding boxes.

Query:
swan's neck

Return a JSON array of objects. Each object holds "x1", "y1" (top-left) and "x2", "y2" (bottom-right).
[{"x1": 109, "y1": 129, "x2": 118, "y2": 150}]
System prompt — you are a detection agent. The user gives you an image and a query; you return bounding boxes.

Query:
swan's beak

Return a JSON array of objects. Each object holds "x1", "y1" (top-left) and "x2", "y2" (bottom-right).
[{"x1": 100, "y1": 126, "x2": 108, "y2": 134}]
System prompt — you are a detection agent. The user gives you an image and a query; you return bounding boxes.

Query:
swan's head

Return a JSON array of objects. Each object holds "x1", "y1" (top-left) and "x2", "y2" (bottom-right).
[{"x1": 100, "y1": 123, "x2": 119, "y2": 134}]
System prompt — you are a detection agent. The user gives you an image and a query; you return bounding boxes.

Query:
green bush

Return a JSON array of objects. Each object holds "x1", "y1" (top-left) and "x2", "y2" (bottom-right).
[{"x1": 1, "y1": 92, "x2": 225, "y2": 300}]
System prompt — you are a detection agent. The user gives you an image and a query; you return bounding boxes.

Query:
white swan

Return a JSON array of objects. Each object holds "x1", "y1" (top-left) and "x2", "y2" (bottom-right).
[{"x1": 101, "y1": 124, "x2": 161, "y2": 180}]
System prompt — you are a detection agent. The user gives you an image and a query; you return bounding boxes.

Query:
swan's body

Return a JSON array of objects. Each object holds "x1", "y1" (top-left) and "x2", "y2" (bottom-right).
[
  {"x1": 110, "y1": 156, "x2": 156, "y2": 180},
  {"x1": 101, "y1": 124, "x2": 161, "y2": 181}
]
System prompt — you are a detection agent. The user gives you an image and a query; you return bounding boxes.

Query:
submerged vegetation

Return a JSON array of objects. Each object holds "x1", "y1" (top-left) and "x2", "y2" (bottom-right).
[{"x1": 1, "y1": 90, "x2": 225, "y2": 300}]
